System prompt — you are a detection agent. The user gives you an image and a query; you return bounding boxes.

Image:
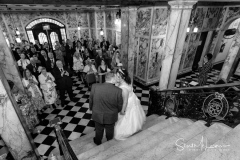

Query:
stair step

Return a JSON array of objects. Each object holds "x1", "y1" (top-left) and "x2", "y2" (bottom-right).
[
  {"x1": 142, "y1": 115, "x2": 166, "y2": 130},
  {"x1": 161, "y1": 122, "x2": 232, "y2": 160},
  {"x1": 78, "y1": 116, "x2": 178, "y2": 160},
  {"x1": 194, "y1": 124, "x2": 239, "y2": 160},
  {"x1": 108, "y1": 119, "x2": 200, "y2": 160},
  {"x1": 88, "y1": 119, "x2": 192, "y2": 160}
]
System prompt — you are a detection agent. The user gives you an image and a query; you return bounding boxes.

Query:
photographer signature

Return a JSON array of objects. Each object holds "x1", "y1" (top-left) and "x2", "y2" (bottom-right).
[{"x1": 175, "y1": 136, "x2": 230, "y2": 151}]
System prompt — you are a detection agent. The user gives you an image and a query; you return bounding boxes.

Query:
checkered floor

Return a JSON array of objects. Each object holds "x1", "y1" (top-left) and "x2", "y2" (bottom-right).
[
  {"x1": 175, "y1": 69, "x2": 240, "y2": 87},
  {"x1": 32, "y1": 76, "x2": 149, "y2": 159}
]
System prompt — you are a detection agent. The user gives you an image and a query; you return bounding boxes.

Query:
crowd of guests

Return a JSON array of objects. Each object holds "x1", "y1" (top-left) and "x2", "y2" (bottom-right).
[{"x1": 9, "y1": 36, "x2": 122, "y2": 132}]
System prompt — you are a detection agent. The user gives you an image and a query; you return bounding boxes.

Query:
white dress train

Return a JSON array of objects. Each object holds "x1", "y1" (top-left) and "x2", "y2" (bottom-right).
[{"x1": 114, "y1": 83, "x2": 146, "y2": 140}]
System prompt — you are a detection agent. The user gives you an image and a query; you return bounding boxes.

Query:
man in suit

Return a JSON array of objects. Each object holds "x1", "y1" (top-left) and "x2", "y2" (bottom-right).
[
  {"x1": 53, "y1": 60, "x2": 74, "y2": 107},
  {"x1": 95, "y1": 49, "x2": 106, "y2": 69},
  {"x1": 46, "y1": 52, "x2": 56, "y2": 73},
  {"x1": 100, "y1": 37, "x2": 110, "y2": 50},
  {"x1": 26, "y1": 58, "x2": 40, "y2": 79},
  {"x1": 65, "y1": 40, "x2": 75, "y2": 70},
  {"x1": 89, "y1": 72, "x2": 123, "y2": 145}
]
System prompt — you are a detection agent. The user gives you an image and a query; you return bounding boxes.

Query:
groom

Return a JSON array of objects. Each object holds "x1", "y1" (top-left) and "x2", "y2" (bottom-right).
[{"x1": 89, "y1": 71, "x2": 123, "y2": 145}]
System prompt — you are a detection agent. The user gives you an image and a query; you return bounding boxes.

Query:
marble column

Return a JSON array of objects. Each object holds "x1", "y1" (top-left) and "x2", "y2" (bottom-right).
[
  {"x1": 120, "y1": 7, "x2": 137, "y2": 83},
  {"x1": 199, "y1": 31, "x2": 213, "y2": 66},
  {"x1": 160, "y1": 1, "x2": 197, "y2": 90},
  {"x1": 0, "y1": 68, "x2": 38, "y2": 159},
  {"x1": 218, "y1": 24, "x2": 240, "y2": 82},
  {"x1": 0, "y1": 26, "x2": 24, "y2": 92}
]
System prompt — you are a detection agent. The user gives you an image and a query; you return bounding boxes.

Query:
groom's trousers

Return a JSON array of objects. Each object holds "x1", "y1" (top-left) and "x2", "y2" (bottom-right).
[{"x1": 94, "y1": 121, "x2": 115, "y2": 145}]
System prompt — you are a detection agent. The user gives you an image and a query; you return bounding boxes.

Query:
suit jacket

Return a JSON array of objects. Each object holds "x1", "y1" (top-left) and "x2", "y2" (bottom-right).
[
  {"x1": 90, "y1": 83, "x2": 123, "y2": 124},
  {"x1": 65, "y1": 45, "x2": 75, "y2": 60},
  {"x1": 26, "y1": 63, "x2": 40, "y2": 78},
  {"x1": 53, "y1": 67, "x2": 73, "y2": 90},
  {"x1": 46, "y1": 58, "x2": 56, "y2": 73},
  {"x1": 95, "y1": 55, "x2": 106, "y2": 69}
]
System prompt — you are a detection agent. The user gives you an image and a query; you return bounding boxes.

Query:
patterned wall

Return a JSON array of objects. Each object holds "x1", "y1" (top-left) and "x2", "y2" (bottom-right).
[
  {"x1": 148, "y1": 38, "x2": 164, "y2": 80},
  {"x1": 0, "y1": 11, "x2": 91, "y2": 44},
  {"x1": 134, "y1": 7, "x2": 168, "y2": 84},
  {"x1": 136, "y1": 8, "x2": 152, "y2": 36},
  {"x1": 182, "y1": 33, "x2": 201, "y2": 70},
  {"x1": 137, "y1": 37, "x2": 149, "y2": 79}
]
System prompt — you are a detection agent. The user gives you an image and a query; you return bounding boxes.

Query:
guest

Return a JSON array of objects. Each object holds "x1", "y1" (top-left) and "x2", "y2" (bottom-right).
[
  {"x1": 75, "y1": 41, "x2": 83, "y2": 57},
  {"x1": 34, "y1": 40, "x2": 42, "y2": 51},
  {"x1": 22, "y1": 69, "x2": 45, "y2": 115},
  {"x1": 40, "y1": 50, "x2": 49, "y2": 68},
  {"x1": 45, "y1": 52, "x2": 56, "y2": 73},
  {"x1": 198, "y1": 53, "x2": 213, "y2": 86},
  {"x1": 61, "y1": 40, "x2": 67, "y2": 65},
  {"x1": 73, "y1": 36, "x2": 78, "y2": 49},
  {"x1": 73, "y1": 52, "x2": 84, "y2": 81},
  {"x1": 98, "y1": 59, "x2": 111, "y2": 83},
  {"x1": 100, "y1": 37, "x2": 110, "y2": 50},
  {"x1": 54, "y1": 44, "x2": 65, "y2": 66},
  {"x1": 12, "y1": 47, "x2": 20, "y2": 61},
  {"x1": 93, "y1": 44, "x2": 99, "y2": 58},
  {"x1": 17, "y1": 53, "x2": 30, "y2": 75},
  {"x1": 32, "y1": 54, "x2": 42, "y2": 65},
  {"x1": 43, "y1": 42, "x2": 50, "y2": 53},
  {"x1": 53, "y1": 60, "x2": 74, "y2": 107},
  {"x1": 95, "y1": 49, "x2": 105, "y2": 69},
  {"x1": 26, "y1": 58, "x2": 40, "y2": 79},
  {"x1": 38, "y1": 67, "x2": 58, "y2": 109},
  {"x1": 83, "y1": 59, "x2": 97, "y2": 75},
  {"x1": 111, "y1": 50, "x2": 121, "y2": 69},
  {"x1": 65, "y1": 40, "x2": 75, "y2": 70},
  {"x1": 12, "y1": 87, "x2": 39, "y2": 131}
]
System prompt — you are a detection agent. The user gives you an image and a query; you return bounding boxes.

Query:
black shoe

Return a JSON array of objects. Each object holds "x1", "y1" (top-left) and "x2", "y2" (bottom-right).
[{"x1": 93, "y1": 138, "x2": 101, "y2": 145}]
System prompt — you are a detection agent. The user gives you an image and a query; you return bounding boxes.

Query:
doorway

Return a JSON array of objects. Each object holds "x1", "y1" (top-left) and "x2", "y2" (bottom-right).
[{"x1": 25, "y1": 18, "x2": 66, "y2": 50}]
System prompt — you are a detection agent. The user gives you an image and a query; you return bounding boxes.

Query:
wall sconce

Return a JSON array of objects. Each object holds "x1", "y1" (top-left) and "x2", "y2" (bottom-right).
[
  {"x1": 100, "y1": 28, "x2": 104, "y2": 36},
  {"x1": 15, "y1": 28, "x2": 20, "y2": 36},
  {"x1": 193, "y1": 27, "x2": 198, "y2": 33},
  {"x1": 78, "y1": 22, "x2": 81, "y2": 30}
]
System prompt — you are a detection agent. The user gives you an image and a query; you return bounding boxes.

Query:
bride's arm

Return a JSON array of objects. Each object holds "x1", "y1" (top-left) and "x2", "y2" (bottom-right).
[{"x1": 121, "y1": 88, "x2": 129, "y2": 115}]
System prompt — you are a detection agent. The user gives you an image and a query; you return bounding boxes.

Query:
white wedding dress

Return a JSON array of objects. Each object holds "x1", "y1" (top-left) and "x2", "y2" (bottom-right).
[{"x1": 114, "y1": 82, "x2": 146, "y2": 140}]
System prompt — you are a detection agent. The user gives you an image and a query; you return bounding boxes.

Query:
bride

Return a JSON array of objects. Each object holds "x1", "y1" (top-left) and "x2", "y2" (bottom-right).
[{"x1": 114, "y1": 69, "x2": 146, "y2": 140}]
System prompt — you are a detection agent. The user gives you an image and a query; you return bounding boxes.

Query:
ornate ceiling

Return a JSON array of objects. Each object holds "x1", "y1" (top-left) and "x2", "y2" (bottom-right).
[{"x1": 0, "y1": 0, "x2": 239, "y2": 11}]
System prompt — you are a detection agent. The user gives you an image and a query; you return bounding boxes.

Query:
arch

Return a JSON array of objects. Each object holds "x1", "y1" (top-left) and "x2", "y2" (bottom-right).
[
  {"x1": 221, "y1": 15, "x2": 240, "y2": 31},
  {"x1": 25, "y1": 17, "x2": 66, "y2": 29}
]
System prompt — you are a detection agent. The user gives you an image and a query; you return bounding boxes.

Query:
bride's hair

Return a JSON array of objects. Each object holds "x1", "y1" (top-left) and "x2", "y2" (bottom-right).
[{"x1": 116, "y1": 68, "x2": 131, "y2": 85}]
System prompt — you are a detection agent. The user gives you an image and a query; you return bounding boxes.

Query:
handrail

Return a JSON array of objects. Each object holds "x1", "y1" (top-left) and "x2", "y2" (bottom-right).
[{"x1": 151, "y1": 82, "x2": 240, "y2": 92}]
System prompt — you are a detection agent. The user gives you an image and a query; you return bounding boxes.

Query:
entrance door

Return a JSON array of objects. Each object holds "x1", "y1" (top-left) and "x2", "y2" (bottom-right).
[{"x1": 32, "y1": 23, "x2": 63, "y2": 50}]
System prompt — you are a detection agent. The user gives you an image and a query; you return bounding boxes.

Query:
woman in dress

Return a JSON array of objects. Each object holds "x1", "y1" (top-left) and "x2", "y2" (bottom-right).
[
  {"x1": 17, "y1": 53, "x2": 30, "y2": 75},
  {"x1": 54, "y1": 44, "x2": 65, "y2": 66},
  {"x1": 198, "y1": 53, "x2": 213, "y2": 86},
  {"x1": 38, "y1": 67, "x2": 58, "y2": 109},
  {"x1": 111, "y1": 50, "x2": 121, "y2": 69},
  {"x1": 22, "y1": 69, "x2": 45, "y2": 115},
  {"x1": 98, "y1": 59, "x2": 111, "y2": 83},
  {"x1": 114, "y1": 69, "x2": 146, "y2": 140},
  {"x1": 73, "y1": 51, "x2": 84, "y2": 81}
]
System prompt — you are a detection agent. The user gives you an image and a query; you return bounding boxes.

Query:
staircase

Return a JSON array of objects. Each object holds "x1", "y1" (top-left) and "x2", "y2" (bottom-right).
[{"x1": 51, "y1": 114, "x2": 240, "y2": 160}]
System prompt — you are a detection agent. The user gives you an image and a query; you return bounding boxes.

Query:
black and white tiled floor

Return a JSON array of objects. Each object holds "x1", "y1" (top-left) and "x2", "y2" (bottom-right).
[
  {"x1": 32, "y1": 76, "x2": 150, "y2": 159},
  {"x1": 33, "y1": 69, "x2": 240, "y2": 159},
  {"x1": 175, "y1": 69, "x2": 240, "y2": 87}
]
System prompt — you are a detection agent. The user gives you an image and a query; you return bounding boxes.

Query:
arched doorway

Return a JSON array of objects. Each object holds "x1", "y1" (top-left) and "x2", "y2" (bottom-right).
[{"x1": 25, "y1": 18, "x2": 67, "y2": 50}]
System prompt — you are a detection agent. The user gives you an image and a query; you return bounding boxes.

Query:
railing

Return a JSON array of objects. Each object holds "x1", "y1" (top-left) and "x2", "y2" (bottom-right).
[
  {"x1": 148, "y1": 82, "x2": 240, "y2": 127},
  {"x1": 50, "y1": 118, "x2": 78, "y2": 160}
]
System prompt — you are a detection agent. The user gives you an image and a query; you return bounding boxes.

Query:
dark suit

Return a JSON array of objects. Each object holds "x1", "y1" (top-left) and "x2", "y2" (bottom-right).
[
  {"x1": 53, "y1": 67, "x2": 73, "y2": 106},
  {"x1": 45, "y1": 58, "x2": 56, "y2": 73},
  {"x1": 100, "y1": 41, "x2": 110, "y2": 50},
  {"x1": 95, "y1": 55, "x2": 106, "y2": 69},
  {"x1": 26, "y1": 63, "x2": 40, "y2": 79},
  {"x1": 89, "y1": 83, "x2": 123, "y2": 144},
  {"x1": 65, "y1": 45, "x2": 75, "y2": 70}
]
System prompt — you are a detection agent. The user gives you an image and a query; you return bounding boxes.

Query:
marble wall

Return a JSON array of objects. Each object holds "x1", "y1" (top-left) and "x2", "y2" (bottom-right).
[
  {"x1": 0, "y1": 70, "x2": 36, "y2": 159},
  {"x1": 0, "y1": 11, "x2": 90, "y2": 44},
  {"x1": 134, "y1": 7, "x2": 168, "y2": 85}
]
